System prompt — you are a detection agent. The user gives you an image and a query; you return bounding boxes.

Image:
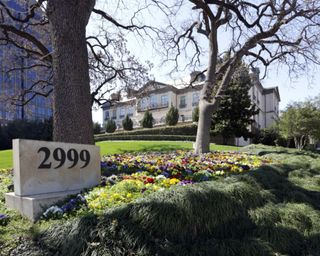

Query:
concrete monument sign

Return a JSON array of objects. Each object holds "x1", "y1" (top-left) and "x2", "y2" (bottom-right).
[{"x1": 5, "y1": 139, "x2": 100, "y2": 220}]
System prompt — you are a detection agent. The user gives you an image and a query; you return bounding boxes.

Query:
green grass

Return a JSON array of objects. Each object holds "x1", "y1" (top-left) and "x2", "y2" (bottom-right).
[
  {"x1": 0, "y1": 150, "x2": 13, "y2": 170},
  {"x1": 0, "y1": 141, "x2": 240, "y2": 169}
]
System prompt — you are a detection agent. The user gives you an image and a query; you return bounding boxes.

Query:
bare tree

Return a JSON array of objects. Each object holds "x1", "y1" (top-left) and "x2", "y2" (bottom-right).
[
  {"x1": 0, "y1": 0, "x2": 156, "y2": 143},
  {"x1": 158, "y1": 0, "x2": 320, "y2": 153}
]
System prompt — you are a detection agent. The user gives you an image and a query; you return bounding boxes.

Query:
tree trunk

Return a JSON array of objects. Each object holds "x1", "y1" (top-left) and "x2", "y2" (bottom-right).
[
  {"x1": 195, "y1": 101, "x2": 215, "y2": 153},
  {"x1": 47, "y1": 0, "x2": 95, "y2": 144}
]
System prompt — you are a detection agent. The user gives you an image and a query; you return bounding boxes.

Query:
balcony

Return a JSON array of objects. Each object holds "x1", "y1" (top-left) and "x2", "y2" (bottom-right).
[
  {"x1": 112, "y1": 116, "x2": 117, "y2": 120},
  {"x1": 137, "y1": 102, "x2": 169, "y2": 112},
  {"x1": 179, "y1": 103, "x2": 187, "y2": 109},
  {"x1": 192, "y1": 101, "x2": 199, "y2": 107}
]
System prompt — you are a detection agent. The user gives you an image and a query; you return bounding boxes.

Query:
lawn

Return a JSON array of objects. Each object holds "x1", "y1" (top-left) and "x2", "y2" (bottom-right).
[
  {"x1": 0, "y1": 150, "x2": 13, "y2": 170},
  {"x1": 0, "y1": 141, "x2": 240, "y2": 169}
]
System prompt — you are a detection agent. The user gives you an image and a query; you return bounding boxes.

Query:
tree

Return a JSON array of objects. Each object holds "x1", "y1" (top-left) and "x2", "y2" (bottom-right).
[
  {"x1": 105, "y1": 119, "x2": 116, "y2": 133},
  {"x1": 122, "y1": 115, "x2": 133, "y2": 131},
  {"x1": 159, "y1": 1, "x2": 320, "y2": 153},
  {"x1": 141, "y1": 110, "x2": 154, "y2": 128},
  {"x1": 279, "y1": 102, "x2": 320, "y2": 150},
  {"x1": 211, "y1": 65, "x2": 258, "y2": 144},
  {"x1": 165, "y1": 105, "x2": 179, "y2": 126},
  {"x1": 0, "y1": 0, "x2": 156, "y2": 144}
]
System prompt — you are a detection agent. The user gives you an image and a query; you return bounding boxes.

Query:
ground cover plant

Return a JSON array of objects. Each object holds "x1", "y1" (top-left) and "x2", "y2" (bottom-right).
[
  {"x1": 0, "y1": 144, "x2": 319, "y2": 255},
  {"x1": 0, "y1": 141, "x2": 240, "y2": 169},
  {"x1": 40, "y1": 150, "x2": 268, "y2": 217}
]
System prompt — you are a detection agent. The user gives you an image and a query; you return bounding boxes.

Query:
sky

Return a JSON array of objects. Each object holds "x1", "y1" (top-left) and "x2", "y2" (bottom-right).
[{"x1": 89, "y1": 1, "x2": 320, "y2": 124}]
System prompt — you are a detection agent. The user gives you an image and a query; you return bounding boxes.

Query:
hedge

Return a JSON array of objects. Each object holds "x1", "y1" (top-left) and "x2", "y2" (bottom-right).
[
  {"x1": 95, "y1": 134, "x2": 197, "y2": 142},
  {"x1": 95, "y1": 123, "x2": 198, "y2": 139}
]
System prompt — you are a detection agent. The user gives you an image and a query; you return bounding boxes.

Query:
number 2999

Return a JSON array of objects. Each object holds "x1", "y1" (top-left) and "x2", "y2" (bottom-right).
[{"x1": 38, "y1": 147, "x2": 91, "y2": 169}]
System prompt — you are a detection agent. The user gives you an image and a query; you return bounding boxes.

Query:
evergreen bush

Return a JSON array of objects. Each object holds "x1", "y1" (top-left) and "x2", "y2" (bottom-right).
[
  {"x1": 192, "y1": 106, "x2": 199, "y2": 122},
  {"x1": 165, "y1": 105, "x2": 179, "y2": 126},
  {"x1": 105, "y1": 119, "x2": 116, "y2": 133},
  {"x1": 141, "y1": 110, "x2": 154, "y2": 128},
  {"x1": 122, "y1": 115, "x2": 133, "y2": 131},
  {"x1": 93, "y1": 122, "x2": 101, "y2": 134}
]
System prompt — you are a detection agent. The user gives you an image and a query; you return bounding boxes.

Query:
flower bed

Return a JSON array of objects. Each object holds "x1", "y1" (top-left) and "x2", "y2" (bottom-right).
[{"x1": 42, "y1": 150, "x2": 271, "y2": 218}]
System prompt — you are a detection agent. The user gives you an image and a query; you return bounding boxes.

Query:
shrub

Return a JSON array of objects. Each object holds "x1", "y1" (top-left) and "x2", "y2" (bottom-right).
[
  {"x1": 141, "y1": 110, "x2": 154, "y2": 128},
  {"x1": 0, "y1": 118, "x2": 52, "y2": 150},
  {"x1": 105, "y1": 120, "x2": 116, "y2": 133},
  {"x1": 122, "y1": 115, "x2": 133, "y2": 131},
  {"x1": 93, "y1": 122, "x2": 101, "y2": 134},
  {"x1": 165, "y1": 105, "x2": 179, "y2": 126},
  {"x1": 192, "y1": 106, "x2": 199, "y2": 122},
  {"x1": 95, "y1": 134, "x2": 196, "y2": 142},
  {"x1": 253, "y1": 126, "x2": 287, "y2": 147},
  {"x1": 94, "y1": 123, "x2": 198, "y2": 141}
]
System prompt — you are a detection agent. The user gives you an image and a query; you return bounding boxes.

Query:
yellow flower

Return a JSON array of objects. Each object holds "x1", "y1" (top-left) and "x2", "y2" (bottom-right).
[{"x1": 169, "y1": 178, "x2": 180, "y2": 185}]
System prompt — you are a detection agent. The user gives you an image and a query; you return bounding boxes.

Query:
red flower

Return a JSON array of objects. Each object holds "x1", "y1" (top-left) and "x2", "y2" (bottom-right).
[{"x1": 147, "y1": 177, "x2": 155, "y2": 183}]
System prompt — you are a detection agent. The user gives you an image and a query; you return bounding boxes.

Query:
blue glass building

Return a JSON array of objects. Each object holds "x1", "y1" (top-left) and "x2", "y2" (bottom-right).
[{"x1": 0, "y1": 0, "x2": 52, "y2": 125}]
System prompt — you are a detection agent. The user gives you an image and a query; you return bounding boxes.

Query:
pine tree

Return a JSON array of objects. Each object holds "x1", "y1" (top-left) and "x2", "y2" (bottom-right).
[
  {"x1": 141, "y1": 110, "x2": 154, "y2": 128},
  {"x1": 165, "y1": 105, "x2": 179, "y2": 126},
  {"x1": 122, "y1": 115, "x2": 133, "y2": 130},
  {"x1": 105, "y1": 119, "x2": 116, "y2": 133},
  {"x1": 212, "y1": 65, "x2": 258, "y2": 144}
]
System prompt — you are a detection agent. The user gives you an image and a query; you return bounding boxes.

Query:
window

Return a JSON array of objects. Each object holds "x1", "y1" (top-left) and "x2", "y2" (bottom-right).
[
  {"x1": 179, "y1": 95, "x2": 186, "y2": 108},
  {"x1": 139, "y1": 98, "x2": 147, "y2": 110},
  {"x1": 192, "y1": 93, "x2": 199, "y2": 106},
  {"x1": 120, "y1": 107, "x2": 125, "y2": 118},
  {"x1": 161, "y1": 95, "x2": 169, "y2": 107},
  {"x1": 150, "y1": 95, "x2": 157, "y2": 108},
  {"x1": 104, "y1": 111, "x2": 110, "y2": 121},
  {"x1": 127, "y1": 106, "x2": 134, "y2": 117},
  {"x1": 112, "y1": 109, "x2": 117, "y2": 119}
]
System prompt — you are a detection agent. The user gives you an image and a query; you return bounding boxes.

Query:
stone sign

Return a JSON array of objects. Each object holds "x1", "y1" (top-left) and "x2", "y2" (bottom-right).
[{"x1": 5, "y1": 139, "x2": 100, "y2": 220}]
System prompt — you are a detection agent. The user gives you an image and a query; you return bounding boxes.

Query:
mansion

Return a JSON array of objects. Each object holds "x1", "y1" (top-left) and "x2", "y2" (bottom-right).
[{"x1": 102, "y1": 69, "x2": 280, "y2": 145}]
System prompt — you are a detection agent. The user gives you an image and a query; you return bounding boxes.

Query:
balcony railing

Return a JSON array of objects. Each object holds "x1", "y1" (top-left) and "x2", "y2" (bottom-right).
[
  {"x1": 192, "y1": 101, "x2": 199, "y2": 106},
  {"x1": 179, "y1": 103, "x2": 187, "y2": 109},
  {"x1": 137, "y1": 102, "x2": 169, "y2": 112}
]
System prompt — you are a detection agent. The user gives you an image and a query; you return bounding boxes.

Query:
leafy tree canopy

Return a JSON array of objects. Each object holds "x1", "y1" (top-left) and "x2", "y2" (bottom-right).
[{"x1": 279, "y1": 99, "x2": 320, "y2": 150}]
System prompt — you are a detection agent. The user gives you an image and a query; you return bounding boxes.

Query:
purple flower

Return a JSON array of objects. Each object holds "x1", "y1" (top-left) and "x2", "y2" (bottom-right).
[
  {"x1": 100, "y1": 162, "x2": 108, "y2": 168},
  {"x1": 141, "y1": 188, "x2": 147, "y2": 193},
  {"x1": 0, "y1": 214, "x2": 8, "y2": 220},
  {"x1": 0, "y1": 214, "x2": 9, "y2": 226},
  {"x1": 178, "y1": 180, "x2": 194, "y2": 186},
  {"x1": 161, "y1": 171, "x2": 170, "y2": 178},
  {"x1": 185, "y1": 169, "x2": 193, "y2": 175}
]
